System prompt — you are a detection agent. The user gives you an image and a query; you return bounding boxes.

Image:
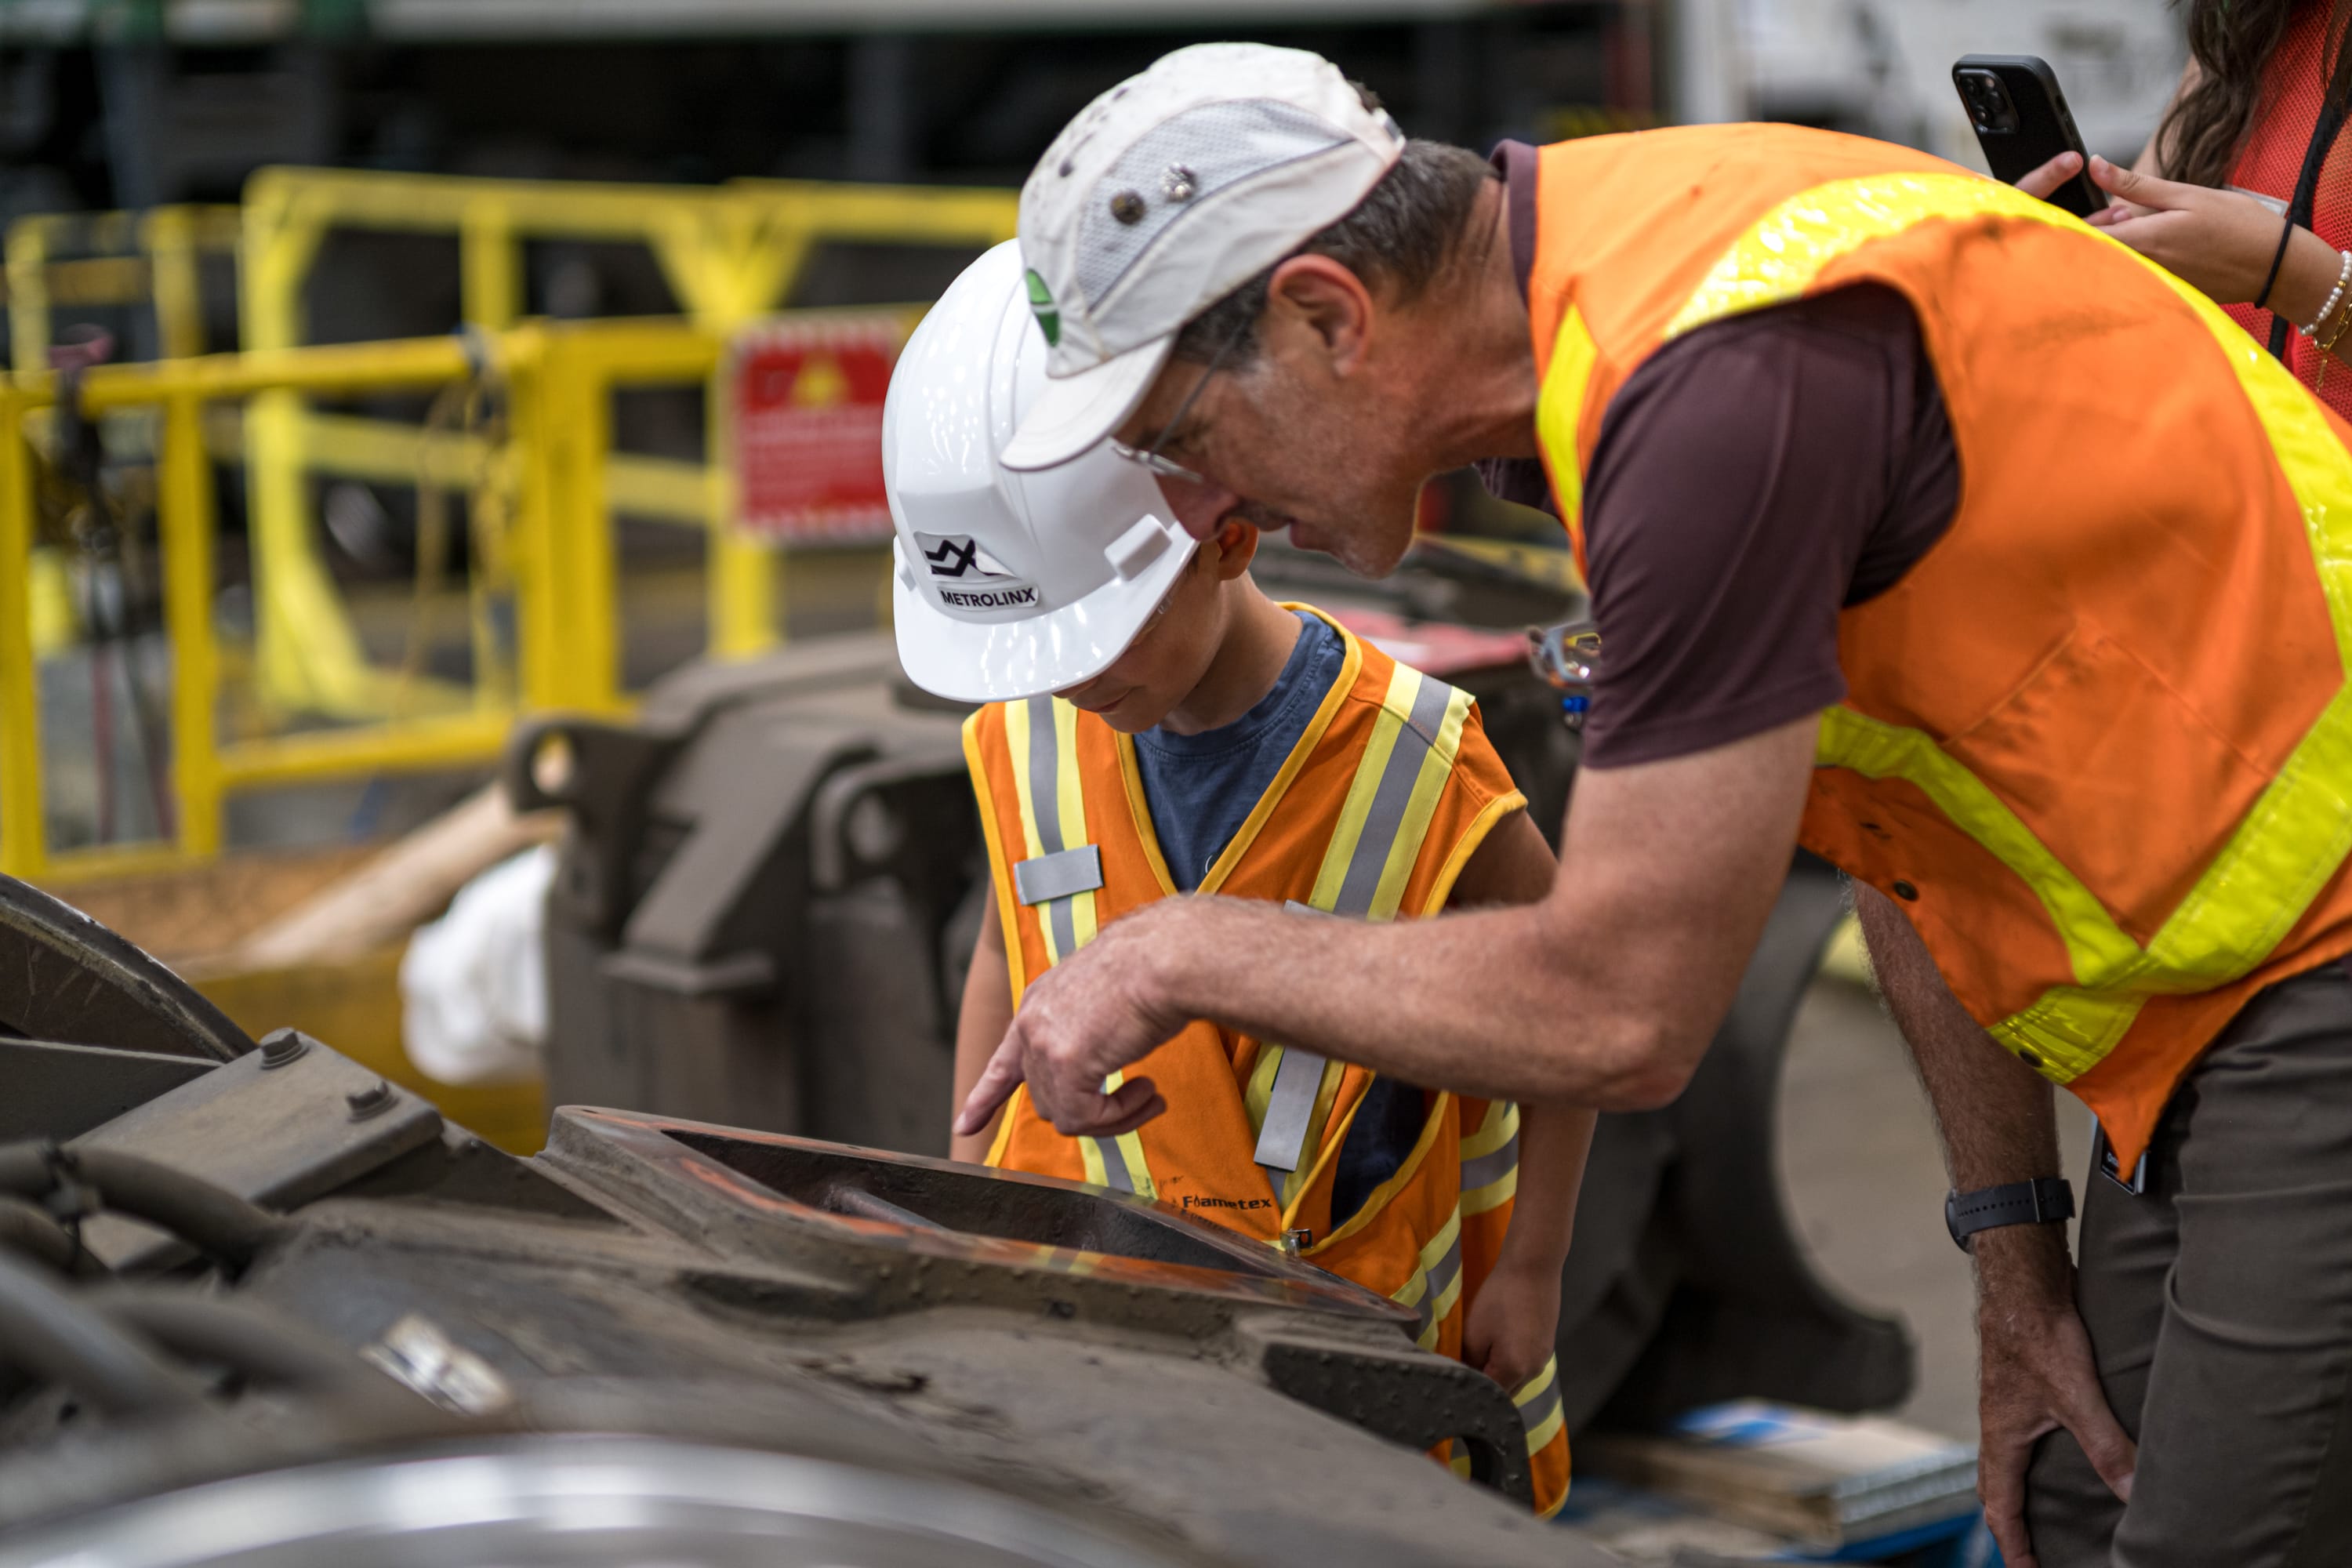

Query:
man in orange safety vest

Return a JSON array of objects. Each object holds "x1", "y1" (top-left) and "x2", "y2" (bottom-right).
[{"x1": 956, "y1": 40, "x2": 2352, "y2": 1568}]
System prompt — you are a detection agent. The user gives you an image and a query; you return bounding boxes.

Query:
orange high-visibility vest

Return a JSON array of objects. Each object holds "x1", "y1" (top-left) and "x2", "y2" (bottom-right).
[
  {"x1": 1526, "y1": 123, "x2": 2352, "y2": 1168},
  {"x1": 965, "y1": 606, "x2": 1569, "y2": 1515}
]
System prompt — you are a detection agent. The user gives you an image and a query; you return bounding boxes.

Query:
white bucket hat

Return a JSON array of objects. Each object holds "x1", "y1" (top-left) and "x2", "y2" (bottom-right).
[
  {"x1": 884, "y1": 239, "x2": 1198, "y2": 703},
  {"x1": 1001, "y1": 42, "x2": 1404, "y2": 471}
]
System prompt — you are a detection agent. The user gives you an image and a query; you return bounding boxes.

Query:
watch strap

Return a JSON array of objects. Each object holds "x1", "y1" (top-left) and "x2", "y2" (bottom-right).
[{"x1": 1945, "y1": 1177, "x2": 2074, "y2": 1251}]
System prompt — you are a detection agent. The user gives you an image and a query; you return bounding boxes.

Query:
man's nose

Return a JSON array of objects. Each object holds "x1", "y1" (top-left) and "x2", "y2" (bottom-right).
[{"x1": 1155, "y1": 475, "x2": 1243, "y2": 541}]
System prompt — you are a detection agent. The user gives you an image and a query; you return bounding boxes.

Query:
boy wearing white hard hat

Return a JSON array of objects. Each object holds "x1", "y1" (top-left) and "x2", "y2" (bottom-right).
[{"x1": 884, "y1": 240, "x2": 1589, "y2": 1515}]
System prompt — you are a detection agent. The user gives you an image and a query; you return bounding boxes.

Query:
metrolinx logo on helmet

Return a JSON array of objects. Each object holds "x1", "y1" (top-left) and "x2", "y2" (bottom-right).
[{"x1": 913, "y1": 532, "x2": 1040, "y2": 612}]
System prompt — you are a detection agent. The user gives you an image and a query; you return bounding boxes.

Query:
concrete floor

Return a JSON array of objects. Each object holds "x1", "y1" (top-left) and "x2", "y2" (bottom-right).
[{"x1": 1777, "y1": 975, "x2": 2094, "y2": 1442}]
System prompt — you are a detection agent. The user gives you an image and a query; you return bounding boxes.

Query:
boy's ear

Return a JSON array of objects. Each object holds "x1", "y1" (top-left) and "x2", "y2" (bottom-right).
[{"x1": 1212, "y1": 521, "x2": 1260, "y2": 580}]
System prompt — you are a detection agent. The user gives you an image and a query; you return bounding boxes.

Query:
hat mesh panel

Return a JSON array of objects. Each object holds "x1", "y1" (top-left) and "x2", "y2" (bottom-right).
[{"x1": 1070, "y1": 100, "x2": 1348, "y2": 311}]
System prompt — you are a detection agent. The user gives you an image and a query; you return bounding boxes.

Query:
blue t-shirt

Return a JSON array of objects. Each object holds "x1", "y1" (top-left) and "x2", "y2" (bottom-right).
[
  {"x1": 1131, "y1": 610, "x2": 1428, "y2": 1229},
  {"x1": 1132, "y1": 612, "x2": 1346, "y2": 891}
]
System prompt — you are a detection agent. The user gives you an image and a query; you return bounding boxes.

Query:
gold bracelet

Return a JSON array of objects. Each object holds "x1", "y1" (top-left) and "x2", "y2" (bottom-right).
[{"x1": 2320, "y1": 293, "x2": 2352, "y2": 356}]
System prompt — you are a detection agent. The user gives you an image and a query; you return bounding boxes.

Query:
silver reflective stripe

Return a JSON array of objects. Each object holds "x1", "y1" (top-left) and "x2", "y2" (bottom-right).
[
  {"x1": 1018, "y1": 698, "x2": 1131, "y2": 1189},
  {"x1": 1330, "y1": 672, "x2": 1453, "y2": 919},
  {"x1": 1254, "y1": 673, "x2": 1457, "y2": 1173},
  {"x1": 1015, "y1": 844, "x2": 1103, "y2": 906},
  {"x1": 1024, "y1": 695, "x2": 1080, "y2": 962},
  {"x1": 1460, "y1": 1130, "x2": 1519, "y2": 1196},
  {"x1": 1410, "y1": 1226, "x2": 1465, "y2": 1339},
  {"x1": 1094, "y1": 1125, "x2": 1138, "y2": 1193},
  {"x1": 1515, "y1": 1371, "x2": 1563, "y2": 1446},
  {"x1": 1253, "y1": 1047, "x2": 1327, "y2": 1174}
]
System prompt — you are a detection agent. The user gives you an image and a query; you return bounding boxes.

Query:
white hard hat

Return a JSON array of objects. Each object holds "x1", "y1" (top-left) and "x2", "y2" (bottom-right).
[
  {"x1": 884, "y1": 239, "x2": 1197, "y2": 703},
  {"x1": 1001, "y1": 42, "x2": 1403, "y2": 471}
]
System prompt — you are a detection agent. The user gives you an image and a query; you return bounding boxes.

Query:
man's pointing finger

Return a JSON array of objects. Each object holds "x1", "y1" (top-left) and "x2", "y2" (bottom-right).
[{"x1": 955, "y1": 1033, "x2": 1029, "y2": 1136}]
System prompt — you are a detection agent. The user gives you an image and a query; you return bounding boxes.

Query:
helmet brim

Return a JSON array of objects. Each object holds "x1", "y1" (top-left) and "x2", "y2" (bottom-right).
[
  {"x1": 999, "y1": 335, "x2": 1172, "y2": 472},
  {"x1": 891, "y1": 529, "x2": 1198, "y2": 703}
]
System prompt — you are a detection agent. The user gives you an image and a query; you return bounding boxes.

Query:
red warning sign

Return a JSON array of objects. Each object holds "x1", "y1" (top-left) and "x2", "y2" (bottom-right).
[{"x1": 727, "y1": 314, "x2": 905, "y2": 543}]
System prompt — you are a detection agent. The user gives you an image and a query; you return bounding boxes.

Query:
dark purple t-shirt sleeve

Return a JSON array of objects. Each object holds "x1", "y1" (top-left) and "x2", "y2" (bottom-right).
[{"x1": 1576, "y1": 283, "x2": 1957, "y2": 768}]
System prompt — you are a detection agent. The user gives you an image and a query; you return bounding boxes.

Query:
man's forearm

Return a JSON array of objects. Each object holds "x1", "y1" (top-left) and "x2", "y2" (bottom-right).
[
  {"x1": 1854, "y1": 892, "x2": 2136, "y2": 1536},
  {"x1": 1135, "y1": 724, "x2": 1813, "y2": 1111},
  {"x1": 1142, "y1": 895, "x2": 1686, "y2": 1109},
  {"x1": 1854, "y1": 884, "x2": 2073, "y2": 1300},
  {"x1": 1500, "y1": 1101, "x2": 1595, "y2": 1272},
  {"x1": 1854, "y1": 884, "x2": 2061, "y2": 1189}
]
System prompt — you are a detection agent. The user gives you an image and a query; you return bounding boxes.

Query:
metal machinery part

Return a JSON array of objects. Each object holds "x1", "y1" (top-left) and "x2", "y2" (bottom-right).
[
  {"x1": 517, "y1": 579, "x2": 1913, "y2": 1445},
  {"x1": 0, "y1": 874, "x2": 1602, "y2": 1566},
  {"x1": 0, "y1": 1439, "x2": 1201, "y2": 1568},
  {"x1": 0, "y1": 875, "x2": 254, "y2": 1063}
]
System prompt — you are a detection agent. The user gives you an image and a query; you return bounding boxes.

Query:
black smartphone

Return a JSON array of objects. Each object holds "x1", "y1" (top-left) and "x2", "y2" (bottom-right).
[{"x1": 1953, "y1": 54, "x2": 2107, "y2": 219}]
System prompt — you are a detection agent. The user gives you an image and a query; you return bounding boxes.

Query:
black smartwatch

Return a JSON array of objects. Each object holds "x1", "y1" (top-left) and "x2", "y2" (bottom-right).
[{"x1": 1945, "y1": 1177, "x2": 2074, "y2": 1252}]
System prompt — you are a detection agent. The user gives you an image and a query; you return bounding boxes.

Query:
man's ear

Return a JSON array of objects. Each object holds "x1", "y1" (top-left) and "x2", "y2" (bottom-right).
[
  {"x1": 1262, "y1": 255, "x2": 1375, "y2": 377},
  {"x1": 1212, "y1": 521, "x2": 1261, "y2": 579}
]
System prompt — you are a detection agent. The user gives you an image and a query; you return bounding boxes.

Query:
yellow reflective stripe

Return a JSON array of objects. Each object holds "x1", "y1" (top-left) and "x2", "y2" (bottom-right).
[
  {"x1": 1050, "y1": 700, "x2": 1100, "y2": 951},
  {"x1": 1009, "y1": 696, "x2": 1149, "y2": 1192},
  {"x1": 1244, "y1": 1045, "x2": 1282, "y2": 1131},
  {"x1": 1664, "y1": 171, "x2": 2062, "y2": 339},
  {"x1": 1461, "y1": 1099, "x2": 1519, "y2": 1215},
  {"x1": 1101, "y1": 1067, "x2": 1157, "y2": 1201},
  {"x1": 1421, "y1": 1262, "x2": 1465, "y2": 1351},
  {"x1": 1515, "y1": 1355, "x2": 1557, "y2": 1407},
  {"x1": 1534, "y1": 303, "x2": 1598, "y2": 550},
  {"x1": 1273, "y1": 1056, "x2": 1350, "y2": 1211},
  {"x1": 1389, "y1": 1204, "x2": 1457, "y2": 1311},
  {"x1": 1370, "y1": 684, "x2": 1473, "y2": 921},
  {"x1": 1677, "y1": 171, "x2": 2352, "y2": 1083},
  {"x1": 1309, "y1": 664, "x2": 1424, "y2": 912},
  {"x1": 1391, "y1": 1204, "x2": 1465, "y2": 1352},
  {"x1": 964, "y1": 711, "x2": 1029, "y2": 1000},
  {"x1": 2124, "y1": 267, "x2": 2352, "y2": 983},
  {"x1": 1462, "y1": 1164, "x2": 1518, "y2": 1218},
  {"x1": 1002, "y1": 698, "x2": 1046, "y2": 866},
  {"x1": 1515, "y1": 1356, "x2": 1566, "y2": 1460},
  {"x1": 1814, "y1": 705, "x2": 2139, "y2": 986},
  {"x1": 1461, "y1": 1098, "x2": 1519, "y2": 1160},
  {"x1": 1254, "y1": 661, "x2": 1468, "y2": 1181}
]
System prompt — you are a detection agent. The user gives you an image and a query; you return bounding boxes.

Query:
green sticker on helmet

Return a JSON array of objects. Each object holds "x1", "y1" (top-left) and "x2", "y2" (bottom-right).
[{"x1": 1024, "y1": 268, "x2": 1061, "y2": 347}]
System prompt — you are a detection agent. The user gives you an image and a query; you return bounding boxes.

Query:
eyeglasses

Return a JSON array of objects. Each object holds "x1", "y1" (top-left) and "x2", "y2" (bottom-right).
[{"x1": 1112, "y1": 310, "x2": 1252, "y2": 487}]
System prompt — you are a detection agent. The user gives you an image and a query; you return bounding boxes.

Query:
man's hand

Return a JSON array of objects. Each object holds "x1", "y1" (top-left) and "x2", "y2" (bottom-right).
[
  {"x1": 1972, "y1": 1226, "x2": 2137, "y2": 1568},
  {"x1": 954, "y1": 902, "x2": 1188, "y2": 1138},
  {"x1": 1462, "y1": 1254, "x2": 1562, "y2": 1396}
]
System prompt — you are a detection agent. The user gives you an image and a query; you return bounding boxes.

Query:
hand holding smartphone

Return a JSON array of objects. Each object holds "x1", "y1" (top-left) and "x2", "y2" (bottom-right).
[{"x1": 1953, "y1": 54, "x2": 2108, "y2": 219}]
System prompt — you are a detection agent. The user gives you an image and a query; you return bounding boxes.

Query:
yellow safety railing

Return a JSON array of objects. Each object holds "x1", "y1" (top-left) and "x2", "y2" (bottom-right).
[
  {"x1": 0, "y1": 314, "x2": 860, "y2": 883},
  {"x1": 5, "y1": 205, "x2": 243, "y2": 371},
  {"x1": 237, "y1": 166, "x2": 1014, "y2": 717}
]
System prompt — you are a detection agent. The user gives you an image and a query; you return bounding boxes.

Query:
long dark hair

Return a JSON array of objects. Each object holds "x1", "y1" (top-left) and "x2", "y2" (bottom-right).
[{"x1": 2160, "y1": 0, "x2": 2352, "y2": 187}]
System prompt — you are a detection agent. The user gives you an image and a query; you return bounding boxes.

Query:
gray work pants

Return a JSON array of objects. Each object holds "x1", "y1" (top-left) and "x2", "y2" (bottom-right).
[{"x1": 2024, "y1": 963, "x2": 2352, "y2": 1567}]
